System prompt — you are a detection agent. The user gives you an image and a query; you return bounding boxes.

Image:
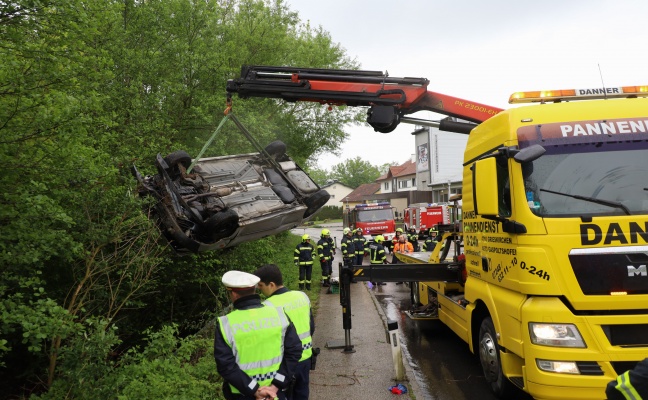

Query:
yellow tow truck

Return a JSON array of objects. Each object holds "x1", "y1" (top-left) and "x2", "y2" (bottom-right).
[{"x1": 227, "y1": 66, "x2": 648, "y2": 400}]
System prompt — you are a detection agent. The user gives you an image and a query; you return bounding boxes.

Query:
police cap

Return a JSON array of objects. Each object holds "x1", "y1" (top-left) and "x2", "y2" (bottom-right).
[{"x1": 222, "y1": 270, "x2": 260, "y2": 290}]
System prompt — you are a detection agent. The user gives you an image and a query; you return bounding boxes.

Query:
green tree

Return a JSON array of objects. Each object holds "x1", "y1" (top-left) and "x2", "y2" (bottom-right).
[{"x1": 330, "y1": 157, "x2": 382, "y2": 188}]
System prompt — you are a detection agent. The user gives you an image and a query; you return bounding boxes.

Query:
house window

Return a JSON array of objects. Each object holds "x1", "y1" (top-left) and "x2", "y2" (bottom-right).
[
  {"x1": 384, "y1": 182, "x2": 389, "y2": 190},
  {"x1": 412, "y1": 178, "x2": 416, "y2": 186}
]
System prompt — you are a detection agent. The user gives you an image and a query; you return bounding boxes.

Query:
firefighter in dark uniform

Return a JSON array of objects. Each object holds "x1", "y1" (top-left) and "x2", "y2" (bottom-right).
[
  {"x1": 607, "y1": 358, "x2": 648, "y2": 400},
  {"x1": 214, "y1": 270, "x2": 302, "y2": 400},
  {"x1": 294, "y1": 234, "x2": 315, "y2": 290},
  {"x1": 369, "y1": 235, "x2": 387, "y2": 286},
  {"x1": 423, "y1": 229, "x2": 439, "y2": 251},
  {"x1": 407, "y1": 225, "x2": 420, "y2": 252},
  {"x1": 255, "y1": 264, "x2": 316, "y2": 400},
  {"x1": 317, "y1": 229, "x2": 334, "y2": 287},
  {"x1": 353, "y1": 228, "x2": 367, "y2": 266},
  {"x1": 340, "y1": 227, "x2": 354, "y2": 266}
]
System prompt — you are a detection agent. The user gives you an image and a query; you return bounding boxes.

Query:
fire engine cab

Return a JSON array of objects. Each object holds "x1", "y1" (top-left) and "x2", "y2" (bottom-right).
[{"x1": 343, "y1": 202, "x2": 396, "y2": 245}]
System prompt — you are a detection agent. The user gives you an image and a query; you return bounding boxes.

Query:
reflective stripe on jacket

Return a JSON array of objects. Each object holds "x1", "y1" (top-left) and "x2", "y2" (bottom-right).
[
  {"x1": 369, "y1": 242, "x2": 386, "y2": 264},
  {"x1": 264, "y1": 290, "x2": 313, "y2": 362},
  {"x1": 218, "y1": 305, "x2": 289, "y2": 395}
]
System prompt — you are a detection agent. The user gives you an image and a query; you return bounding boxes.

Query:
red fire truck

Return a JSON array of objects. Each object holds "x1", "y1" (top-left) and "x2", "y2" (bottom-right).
[
  {"x1": 403, "y1": 203, "x2": 451, "y2": 237},
  {"x1": 343, "y1": 202, "x2": 396, "y2": 245}
]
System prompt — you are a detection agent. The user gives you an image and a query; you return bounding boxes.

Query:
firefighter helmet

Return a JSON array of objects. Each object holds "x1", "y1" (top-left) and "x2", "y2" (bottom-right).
[
  {"x1": 343, "y1": 227, "x2": 351, "y2": 234},
  {"x1": 396, "y1": 228, "x2": 403, "y2": 233},
  {"x1": 321, "y1": 228, "x2": 330, "y2": 236},
  {"x1": 302, "y1": 234, "x2": 310, "y2": 241},
  {"x1": 375, "y1": 235, "x2": 385, "y2": 243},
  {"x1": 355, "y1": 228, "x2": 363, "y2": 234}
]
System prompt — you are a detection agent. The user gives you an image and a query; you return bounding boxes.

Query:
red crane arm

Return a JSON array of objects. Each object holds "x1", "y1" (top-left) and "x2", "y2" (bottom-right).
[{"x1": 226, "y1": 65, "x2": 503, "y2": 132}]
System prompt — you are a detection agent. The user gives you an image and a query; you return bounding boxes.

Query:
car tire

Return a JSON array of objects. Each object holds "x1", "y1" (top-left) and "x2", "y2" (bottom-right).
[
  {"x1": 264, "y1": 140, "x2": 287, "y2": 159},
  {"x1": 272, "y1": 184, "x2": 295, "y2": 203},
  {"x1": 478, "y1": 317, "x2": 517, "y2": 399},
  {"x1": 164, "y1": 150, "x2": 192, "y2": 169},
  {"x1": 303, "y1": 189, "x2": 330, "y2": 218},
  {"x1": 202, "y1": 209, "x2": 239, "y2": 242}
]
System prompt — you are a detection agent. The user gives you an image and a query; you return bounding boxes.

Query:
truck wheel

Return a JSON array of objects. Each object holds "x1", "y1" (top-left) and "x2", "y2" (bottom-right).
[
  {"x1": 201, "y1": 210, "x2": 239, "y2": 242},
  {"x1": 478, "y1": 317, "x2": 516, "y2": 399},
  {"x1": 303, "y1": 189, "x2": 330, "y2": 218},
  {"x1": 264, "y1": 140, "x2": 287, "y2": 160},
  {"x1": 164, "y1": 150, "x2": 192, "y2": 169}
]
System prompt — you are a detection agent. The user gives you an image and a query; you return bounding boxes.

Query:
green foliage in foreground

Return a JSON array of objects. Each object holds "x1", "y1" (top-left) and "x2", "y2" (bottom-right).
[{"x1": 32, "y1": 233, "x2": 319, "y2": 400}]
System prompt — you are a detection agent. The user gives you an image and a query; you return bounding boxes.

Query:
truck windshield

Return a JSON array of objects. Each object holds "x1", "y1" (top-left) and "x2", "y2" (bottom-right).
[
  {"x1": 357, "y1": 209, "x2": 394, "y2": 222},
  {"x1": 522, "y1": 142, "x2": 648, "y2": 217}
]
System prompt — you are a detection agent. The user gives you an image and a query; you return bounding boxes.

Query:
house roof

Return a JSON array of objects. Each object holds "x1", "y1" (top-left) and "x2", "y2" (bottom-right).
[
  {"x1": 320, "y1": 180, "x2": 353, "y2": 190},
  {"x1": 340, "y1": 182, "x2": 381, "y2": 203},
  {"x1": 376, "y1": 159, "x2": 416, "y2": 181}
]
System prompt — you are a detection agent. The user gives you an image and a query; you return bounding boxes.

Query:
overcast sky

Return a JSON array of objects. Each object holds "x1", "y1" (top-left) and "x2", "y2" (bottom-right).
[{"x1": 285, "y1": 0, "x2": 648, "y2": 169}]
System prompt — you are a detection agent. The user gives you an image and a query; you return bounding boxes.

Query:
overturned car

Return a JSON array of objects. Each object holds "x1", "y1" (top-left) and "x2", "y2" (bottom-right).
[{"x1": 132, "y1": 140, "x2": 329, "y2": 254}]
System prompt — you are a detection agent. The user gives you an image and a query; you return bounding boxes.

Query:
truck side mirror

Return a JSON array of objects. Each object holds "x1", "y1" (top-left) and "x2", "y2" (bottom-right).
[{"x1": 472, "y1": 158, "x2": 499, "y2": 217}]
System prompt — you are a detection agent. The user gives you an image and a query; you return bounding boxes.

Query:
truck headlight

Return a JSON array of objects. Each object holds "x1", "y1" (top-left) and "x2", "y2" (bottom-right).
[
  {"x1": 536, "y1": 359, "x2": 580, "y2": 374},
  {"x1": 529, "y1": 323, "x2": 586, "y2": 348}
]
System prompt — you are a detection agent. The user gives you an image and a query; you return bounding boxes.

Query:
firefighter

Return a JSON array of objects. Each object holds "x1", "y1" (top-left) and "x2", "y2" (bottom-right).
[
  {"x1": 340, "y1": 227, "x2": 354, "y2": 265},
  {"x1": 353, "y1": 228, "x2": 367, "y2": 266},
  {"x1": 423, "y1": 229, "x2": 439, "y2": 251},
  {"x1": 390, "y1": 228, "x2": 404, "y2": 264},
  {"x1": 214, "y1": 270, "x2": 302, "y2": 400},
  {"x1": 254, "y1": 264, "x2": 316, "y2": 400},
  {"x1": 317, "y1": 229, "x2": 334, "y2": 287},
  {"x1": 369, "y1": 235, "x2": 387, "y2": 285},
  {"x1": 294, "y1": 234, "x2": 315, "y2": 290},
  {"x1": 407, "y1": 225, "x2": 420, "y2": 252},
  {"x1": 606, "y1": 358, "x2": 648, "y2": 400}
]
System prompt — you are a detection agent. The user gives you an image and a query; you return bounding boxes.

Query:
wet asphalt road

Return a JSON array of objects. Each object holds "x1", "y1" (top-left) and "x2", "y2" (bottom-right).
[{"x1": 293, "y1": 223, "x2": 533, "y2": 400}]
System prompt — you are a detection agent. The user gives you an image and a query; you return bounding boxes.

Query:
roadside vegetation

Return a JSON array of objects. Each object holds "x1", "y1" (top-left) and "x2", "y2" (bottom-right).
[{"x1": 1, "y1": 0, "x2": 336, "y2": 397}]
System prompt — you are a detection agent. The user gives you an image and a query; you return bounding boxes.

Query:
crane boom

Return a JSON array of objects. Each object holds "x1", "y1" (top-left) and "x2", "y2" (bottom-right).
[{"x1": 226, "y1": 65, "x2": 503, "y2": 133}]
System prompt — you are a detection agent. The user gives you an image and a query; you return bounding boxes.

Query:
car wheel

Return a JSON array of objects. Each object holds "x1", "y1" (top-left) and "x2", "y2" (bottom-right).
[
  {"x1": 264, "y1": 140, "x2": 287, "y2": 159},
  {"x1": 164, "y1": 150, "x2": 192, "y2": 169},
  {"x1": 303, "y1": 189, "x2": 330, "y2": 218},
  {"x1": 272, "y1": 184, "x2": 295, "y2": 203},
  {"x1": 202, "y1": 209, "x2": 239, "y2": 242},
  {"x1": 478, "y1": 317, "x2": 517, "y2": 399}
]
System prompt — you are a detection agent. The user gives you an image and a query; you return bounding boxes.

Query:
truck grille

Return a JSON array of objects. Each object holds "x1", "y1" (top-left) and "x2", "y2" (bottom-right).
[
  {"x1": 569, "y1": 247, "x2": 648, "y2": 295},
  {"x1": 602, "y1": 324, "x2": 648, "y2": 346}
]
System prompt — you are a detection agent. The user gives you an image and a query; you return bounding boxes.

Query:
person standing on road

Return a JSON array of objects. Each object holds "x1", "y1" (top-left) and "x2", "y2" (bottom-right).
[
  {"x1": 353, "y1": 228, "x2": 367, "y2": 266},
  {"x1": 254, "y1": 264, "x2": 315, "y2": 400},
  {"x1": 341, "y1": 227, "x2": 354, "y2": 266},
  {"x1": 317, "y1": 229, "x2": 334, "y2": 287},
  {"x1": 369, "y1": 235, "x2": 387, "y2": 286},
  {"x1": 294, "y1": 234, "x2": 315, "y2": 290},
  {"x1": 423, "y1": 229, "x2": 439, "y2": 251},
  {"x1": 390, "y1": 228, "x2": 404, "y2": 264},
  {"x1": 407, "y1": 226, "x2": 420, "y2": 252},
  {"x1": 214, "y1": 270, "x2": 302, "y2": 400}
]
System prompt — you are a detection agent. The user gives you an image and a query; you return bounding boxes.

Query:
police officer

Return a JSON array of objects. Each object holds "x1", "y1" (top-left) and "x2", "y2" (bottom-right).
[
  {"x1": 408, "y1": 225, "x2": 420, "y2": 252},
  {"x1": 340, "y1": 227, "x2": 354, "y2": 266},
  {"x1": 369, "y1": 235, "x2": 387, "y2": 285},
  {"x1": 254, "y1": 264, "x2": 315, "y2": 400},
  {"x1": 317, "y1": 229, "x2": 334, "y2": 287},
  {"x1": 606, "y1": 358, "x2": 648, "y2": 400},
  {"x1": 353, "y1": 228, "x2": 367, "y2": 266},
  {"x1": 423, "y1": 229, "x2": 439, "y2": 251},
  {"x1": 294, "y1": 234, "x2": 315, "y2": 290},
  {"x1": 214, "y1": 271, "x2": 302, "y2": 400}
]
